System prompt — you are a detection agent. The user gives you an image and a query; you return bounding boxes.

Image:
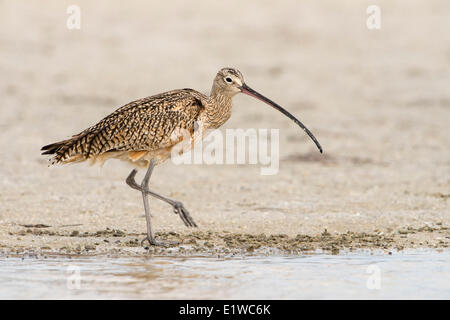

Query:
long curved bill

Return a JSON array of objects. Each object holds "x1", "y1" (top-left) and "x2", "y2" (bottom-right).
[{"x1": 239, "y1": 83, "x2": 323, "y2": 153}]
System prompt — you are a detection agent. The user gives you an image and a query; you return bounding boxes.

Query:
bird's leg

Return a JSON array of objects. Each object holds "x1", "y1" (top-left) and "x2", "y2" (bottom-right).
[
  {"x1": 126, "y1": 169, "x2": 197, "y2": 228},
  {"x1": 139, "y1": 161, "x2": 161, "y2": 247},
  {"x1": 128, "y1": 161, "x2": 175, "y2": 247}
]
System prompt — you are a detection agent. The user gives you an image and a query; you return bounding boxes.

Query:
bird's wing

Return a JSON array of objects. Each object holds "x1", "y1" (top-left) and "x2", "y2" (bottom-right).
[{"x1": 42, "y1": 89, "x2": 205, "y2": 164}]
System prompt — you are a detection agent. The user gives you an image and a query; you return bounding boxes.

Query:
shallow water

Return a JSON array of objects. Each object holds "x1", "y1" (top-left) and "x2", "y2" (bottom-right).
[{"x1": 0, "y1": 250, "x2": 448, "y2": 299}]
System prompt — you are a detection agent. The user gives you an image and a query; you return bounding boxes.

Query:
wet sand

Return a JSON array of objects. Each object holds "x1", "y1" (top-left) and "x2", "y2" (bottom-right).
[
  {"x1": 0, "y1": 1, "x2": 449, "y2": 256},
  {"x1": 2, "y1": 224, "x2": 449, "y2": 256}
]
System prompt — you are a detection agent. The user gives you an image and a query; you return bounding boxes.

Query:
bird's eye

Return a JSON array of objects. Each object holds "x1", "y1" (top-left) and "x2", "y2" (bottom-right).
[{"x1": 225, "y1": 77, "x2": 233, "y2": 83}]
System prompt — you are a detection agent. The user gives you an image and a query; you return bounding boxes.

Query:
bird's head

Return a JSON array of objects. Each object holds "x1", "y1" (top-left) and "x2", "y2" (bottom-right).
[
  {"x1": 213, "y1": 67, "x2": 245, "y2": 97},
  {"x1": 211, "y1": 67, "x2": 323, "y2": 154}
]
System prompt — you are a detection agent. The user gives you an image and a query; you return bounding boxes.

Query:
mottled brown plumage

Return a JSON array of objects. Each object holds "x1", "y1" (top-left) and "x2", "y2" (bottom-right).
[
  {"x1": 42, "y1": 89, "x2": 206, "y2": 166},
  {"x1": 41, "y1": 69, "x2": 244, "y2": 167},
  {"x1": 41, "y1": 67, "x2": 322, "y2": 247}
]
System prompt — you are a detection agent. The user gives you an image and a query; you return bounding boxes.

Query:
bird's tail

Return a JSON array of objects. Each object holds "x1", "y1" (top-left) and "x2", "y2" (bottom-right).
[{"x1": 41, "y1": 135, "x2": 86, "y2": 165}]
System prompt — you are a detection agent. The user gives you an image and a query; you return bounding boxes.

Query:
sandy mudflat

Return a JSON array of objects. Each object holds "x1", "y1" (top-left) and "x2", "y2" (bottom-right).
[{"x1": 0, "y1": 1, "x2": 449, "y2": 256}]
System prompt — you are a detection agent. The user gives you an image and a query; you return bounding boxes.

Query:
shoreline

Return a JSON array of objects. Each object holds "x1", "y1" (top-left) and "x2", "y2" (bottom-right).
[{"x1": 1, "y1": 223, "x2": 448, "y2": 257}]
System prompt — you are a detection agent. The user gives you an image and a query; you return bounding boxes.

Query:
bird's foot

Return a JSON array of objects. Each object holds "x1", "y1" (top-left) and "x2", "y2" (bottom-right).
[
  {"x1": 141, "y1": 236, "x2": 178, "y2": 248},
  {"x1": 172, "y1": 201, "x2": 198, "y2": 228}
]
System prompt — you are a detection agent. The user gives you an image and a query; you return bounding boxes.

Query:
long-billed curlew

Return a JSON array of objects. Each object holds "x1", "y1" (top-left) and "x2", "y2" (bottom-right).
[{"x1": 41, "y1": 67, "x2": 322, "y2": 246}]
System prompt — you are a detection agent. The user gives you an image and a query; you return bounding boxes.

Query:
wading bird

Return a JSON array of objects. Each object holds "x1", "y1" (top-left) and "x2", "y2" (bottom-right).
[{"x1": 41, "y1": 67, "x2": 322, "y2": 246}]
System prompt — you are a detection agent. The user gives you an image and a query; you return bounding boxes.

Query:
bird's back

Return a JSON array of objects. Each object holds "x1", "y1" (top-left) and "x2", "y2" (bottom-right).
[{"x1": 41, "y1": 89, "x2": 206, "y2": 166}]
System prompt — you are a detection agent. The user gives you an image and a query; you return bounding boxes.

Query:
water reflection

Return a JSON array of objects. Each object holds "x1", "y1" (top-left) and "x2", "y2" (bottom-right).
[{"x1": 0, "y1": 250, "x2": 448, "y2": 299}]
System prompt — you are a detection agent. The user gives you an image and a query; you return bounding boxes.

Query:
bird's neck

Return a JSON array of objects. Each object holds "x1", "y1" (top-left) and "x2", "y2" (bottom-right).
[{"x1": 206, "y1": 89, "x2": 233, "y2": 129}]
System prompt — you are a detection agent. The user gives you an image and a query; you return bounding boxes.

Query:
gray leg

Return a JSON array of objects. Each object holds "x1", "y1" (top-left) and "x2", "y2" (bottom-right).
[
  {"x1": 139, "y1": 160, "x2": 163, "y2": 246},
  {"x1": 125, "y1": 161, "x2": 197, "y2": 247},
  {"x1": 126, "y1": 168, "x2": 197, "y2": 228}
]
